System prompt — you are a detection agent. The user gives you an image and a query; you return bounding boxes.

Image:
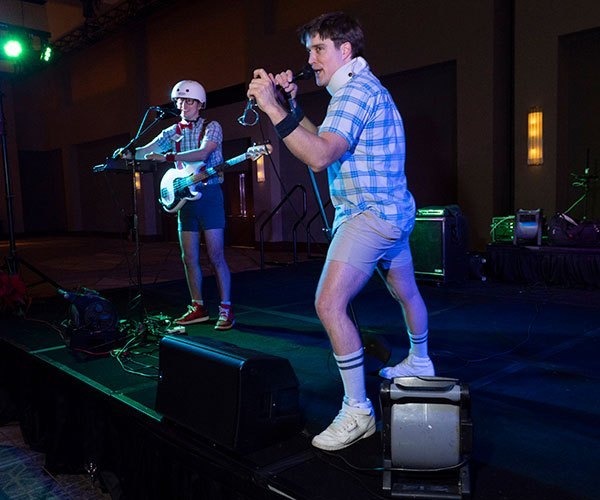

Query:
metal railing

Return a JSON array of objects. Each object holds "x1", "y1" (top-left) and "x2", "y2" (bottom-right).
[{"x1": 259, "y1": 184, "x2": 307, "y2": 270}]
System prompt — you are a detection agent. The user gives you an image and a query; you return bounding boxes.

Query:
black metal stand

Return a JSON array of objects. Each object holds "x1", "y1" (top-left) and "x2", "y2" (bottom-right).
[
  {"x1": 305, "y1": 167, "x2": 390, "y2": 373},
  {"x1": 566, "y1": 149, "x2": 598, "y2": 220},
  {"x1": 1, "y1": 81, "x2": 63, "y2": 290},
  {"x1": 129, "y1": 159, "x2": 146, "y2": 324},
  {"x1": 568, "y1": 171, "x2": 598, "y2": 220},
  {"x1": 104, "y1": 110, "x2": 168, "y2": 327}
]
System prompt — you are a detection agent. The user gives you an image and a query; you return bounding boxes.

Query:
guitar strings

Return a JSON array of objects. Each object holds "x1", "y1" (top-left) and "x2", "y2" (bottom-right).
[{"x1": 167, "y1": 146, "x2": 265, "y2": 195}]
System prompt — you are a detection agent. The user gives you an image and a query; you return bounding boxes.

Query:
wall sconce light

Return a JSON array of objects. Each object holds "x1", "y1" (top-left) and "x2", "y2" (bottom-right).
[
  {"x1": 134, "y1": 172, "x2": 141, "y2": 191},
  {"x1": 255, "y1": 155, "x2": 265, "y2": 183},
  {"x1": 527, "y1": 107, "x2": 543, "y2": 166}
]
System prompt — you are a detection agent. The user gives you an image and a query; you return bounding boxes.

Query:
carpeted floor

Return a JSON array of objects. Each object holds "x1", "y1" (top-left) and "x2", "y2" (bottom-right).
[{"x1": 0, "y1": 422, "x2": 110, "y2": 499}]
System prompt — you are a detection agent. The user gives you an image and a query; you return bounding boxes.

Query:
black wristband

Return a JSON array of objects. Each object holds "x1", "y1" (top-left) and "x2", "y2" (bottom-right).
[
  {"x1": 274, "y1": 113, "x2": 299, "y2": 140},
  {"x1": 291, "y1": 102, "x2": 305, "y2": 122}
]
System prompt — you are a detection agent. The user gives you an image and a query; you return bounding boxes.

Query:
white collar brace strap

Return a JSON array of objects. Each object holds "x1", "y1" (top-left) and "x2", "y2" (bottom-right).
[{"x1": 326, "y1": 56, "x2": 369, "y2": 96}]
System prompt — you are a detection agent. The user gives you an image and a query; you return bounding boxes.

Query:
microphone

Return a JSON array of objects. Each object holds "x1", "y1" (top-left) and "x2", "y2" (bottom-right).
[
  {"x1": 290, "y1": 64, "x2": 314, "y2": 83},
  {"x1": 275, "y1": 65, "x2": 315, "y2": 93},
  {"x1": 239, "y1": 65, "x2": 314, "y2": 126},
  {"x1": 150, "y1": 104, "x2": 179, "y2": 118},
  {"x1": 282, "y1": 65, "x2": 314, "y2": 114}
]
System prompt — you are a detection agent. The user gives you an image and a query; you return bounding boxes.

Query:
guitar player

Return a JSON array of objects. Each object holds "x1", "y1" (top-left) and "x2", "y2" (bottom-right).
[{"x1": 116, "y1": 80, "x2": 235, "y2": 330}]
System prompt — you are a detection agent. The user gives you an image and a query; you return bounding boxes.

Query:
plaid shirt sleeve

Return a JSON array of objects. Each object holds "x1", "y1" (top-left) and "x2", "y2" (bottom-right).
[
  {"x1": 204, "y1": 120, "x2": 223, "y2": 148},
  {"x1": 319, "y1": 87, "x2": 373, "y2": 149}
]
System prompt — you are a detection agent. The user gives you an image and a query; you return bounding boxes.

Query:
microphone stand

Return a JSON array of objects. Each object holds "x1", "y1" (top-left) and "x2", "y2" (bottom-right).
[
  {"x1": 305, "y1": 167, "x2": 391, "y2": 374},
  {"x1": 566, "y1": 150, "x2": 598, "y2": 220},
  {"x1": 117, "y1": 108, "x2": 172, "y2": 329},
  {"x1": 1, "y1": 79, "x2": 63, "y2": 291}
]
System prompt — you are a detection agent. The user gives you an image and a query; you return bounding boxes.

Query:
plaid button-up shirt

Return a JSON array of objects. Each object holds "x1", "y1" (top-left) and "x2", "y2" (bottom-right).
[
  {"x1": 319, "y1": 64, "x2": 415, "y2": 233},
  {"x1": 153, "y1": 118, "x2": 224, "y2": 185}
]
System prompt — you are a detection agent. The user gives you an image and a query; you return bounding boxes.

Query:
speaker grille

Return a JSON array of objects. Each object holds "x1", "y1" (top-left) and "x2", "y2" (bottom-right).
[{"x1": 410, "y1": 216, "x2": 468, "y2": 282}]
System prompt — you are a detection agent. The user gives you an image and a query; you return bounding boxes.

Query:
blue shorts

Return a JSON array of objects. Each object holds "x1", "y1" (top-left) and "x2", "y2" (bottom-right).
[
  {"x1": 178, "y1": 184, "x2": 226, "y2": 232},
  {"x1": 326, "y1": 210, "x2": 414, "y2": 275}
]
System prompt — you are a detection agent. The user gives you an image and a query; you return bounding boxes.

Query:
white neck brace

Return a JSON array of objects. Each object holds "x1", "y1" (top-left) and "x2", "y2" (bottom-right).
[{"x1": 326, "y1": 56, "x2": 368, "y2": 96}]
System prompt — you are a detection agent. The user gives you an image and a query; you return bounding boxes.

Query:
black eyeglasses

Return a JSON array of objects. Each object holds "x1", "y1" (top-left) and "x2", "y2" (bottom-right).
[{"x1": 176, "y1": 98, "x2": 198, "y2": 106}]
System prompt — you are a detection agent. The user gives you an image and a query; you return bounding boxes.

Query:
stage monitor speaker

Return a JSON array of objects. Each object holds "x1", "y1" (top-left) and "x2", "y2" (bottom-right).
[
  {"x1": 380, "y1": 377, "x2": 472, "y2": 498},
  {"x1": 410, "y1": 216, "x2": 468, "y2": 283},
  {"x1": 155, "y1": 336, "x2": 304, "y2": 453}
]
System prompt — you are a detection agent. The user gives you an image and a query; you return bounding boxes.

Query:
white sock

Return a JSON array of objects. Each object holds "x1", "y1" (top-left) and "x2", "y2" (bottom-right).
[
  {"x1": 192, "y1": 299, "x2": 204, "y2": 305},
  {"x1": 408, "y1": 329, "x2": 429, "y2": 358},
  {"x1": 334, "y1": 348, "x2": 366, "y2": 405}
]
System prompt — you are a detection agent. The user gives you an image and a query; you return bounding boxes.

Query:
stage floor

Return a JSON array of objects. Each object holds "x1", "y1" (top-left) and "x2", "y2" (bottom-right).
[{"x1": 1, "y1": 237, "x2": 599, "y2": 499}]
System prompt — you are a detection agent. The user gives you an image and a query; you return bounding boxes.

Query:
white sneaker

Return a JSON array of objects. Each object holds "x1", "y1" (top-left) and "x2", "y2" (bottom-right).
[
  {"x1": 378, "y1": 353, "x2": 435, "y2": 379},
  {"x1": 311, "y1": 399, "x2": 376, "y2": 451}
]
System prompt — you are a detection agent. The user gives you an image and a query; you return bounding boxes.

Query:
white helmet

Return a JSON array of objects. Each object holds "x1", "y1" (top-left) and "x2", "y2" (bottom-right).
[{"x1": 171, "y1": 80, "x2": 206, "y2": 107}]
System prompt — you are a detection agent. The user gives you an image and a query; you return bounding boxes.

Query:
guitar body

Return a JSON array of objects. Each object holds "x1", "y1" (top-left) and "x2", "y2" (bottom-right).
[
  {"x1": 158, "y1": 143, "x2": 272, "y2": 213},
  {"x1": 159, "y1": 163, "x2": 205, "y2": 213}
]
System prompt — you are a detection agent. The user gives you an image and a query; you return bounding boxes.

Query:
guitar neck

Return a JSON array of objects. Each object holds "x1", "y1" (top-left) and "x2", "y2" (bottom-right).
[{"x1": 187, "y1": 152, "x2": 248, "y2": 185}]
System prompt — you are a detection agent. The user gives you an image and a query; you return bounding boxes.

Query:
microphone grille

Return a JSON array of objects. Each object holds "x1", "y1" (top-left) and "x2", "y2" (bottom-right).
[{"x1": 295, "y1": 64, "x2": 314, "y2": 81}]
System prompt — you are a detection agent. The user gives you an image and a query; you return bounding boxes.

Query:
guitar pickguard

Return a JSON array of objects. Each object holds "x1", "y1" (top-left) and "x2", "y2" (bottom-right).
[
  {"x1": 158, "y1": 144, "x2": 271, "y2": 213},
  {"x1": 159, "y1": 164, "x2": 205, "y2": 213}
]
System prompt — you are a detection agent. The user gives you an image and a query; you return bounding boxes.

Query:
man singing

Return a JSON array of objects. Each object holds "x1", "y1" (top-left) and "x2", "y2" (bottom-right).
[{"x1": 248, "y1": 12, "x2": 434, "y2": 451}]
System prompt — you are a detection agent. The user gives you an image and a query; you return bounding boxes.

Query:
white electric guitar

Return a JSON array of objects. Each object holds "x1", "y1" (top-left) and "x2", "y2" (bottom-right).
[{"x1": 159, "y1": 143, "x2": 272, "y2": 213}]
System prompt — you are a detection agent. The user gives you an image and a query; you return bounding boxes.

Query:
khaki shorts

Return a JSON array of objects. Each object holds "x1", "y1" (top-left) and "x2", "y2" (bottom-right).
[{"x1": 327, "y1": 210, "x2": 414, "y2": 275}]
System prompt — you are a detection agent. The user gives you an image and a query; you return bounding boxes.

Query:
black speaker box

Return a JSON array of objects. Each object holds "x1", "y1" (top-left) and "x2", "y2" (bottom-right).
[
  {"x1": 155, "y1": 336, "x2": 303, "y2": 453},
  {"x1": 410, "y1": 216, "x2": 468, "y2": 283}
]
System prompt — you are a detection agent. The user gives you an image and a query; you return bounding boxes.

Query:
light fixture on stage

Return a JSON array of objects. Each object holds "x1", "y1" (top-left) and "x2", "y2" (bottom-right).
[
  {"x1": 3, "y1": 38, "x2": 23, "y2": 59},
  {"x1": 513, "y1": 208, "x2": 543, "y2": 246},
  {"x1": 527, "y1": 107, "x2": 543, "y2": 166},
  {"x1": 59, "y1": 288, "x2": 123, "y2": 352},
  {"x1": 40, "y1": 43, "x2": 52, "y2": 63},
  {"x1": 380, "y1": 377, "x2": 472, "y2": 499},
  {"x1": 0, "y1": 23, "x2": 52, "y2": 70}
]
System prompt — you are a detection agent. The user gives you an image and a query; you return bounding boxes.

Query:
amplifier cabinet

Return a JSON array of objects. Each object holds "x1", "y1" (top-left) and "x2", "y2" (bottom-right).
[
  {"x1": 410, "y1": 216, "x2": 468, "y2": 283},
  {"x1": 491, "y1": 215, "x2": 515, "y2": 243},
  {"x1": 156, "y1": 336, "x2": 303, "y2": 453}
]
